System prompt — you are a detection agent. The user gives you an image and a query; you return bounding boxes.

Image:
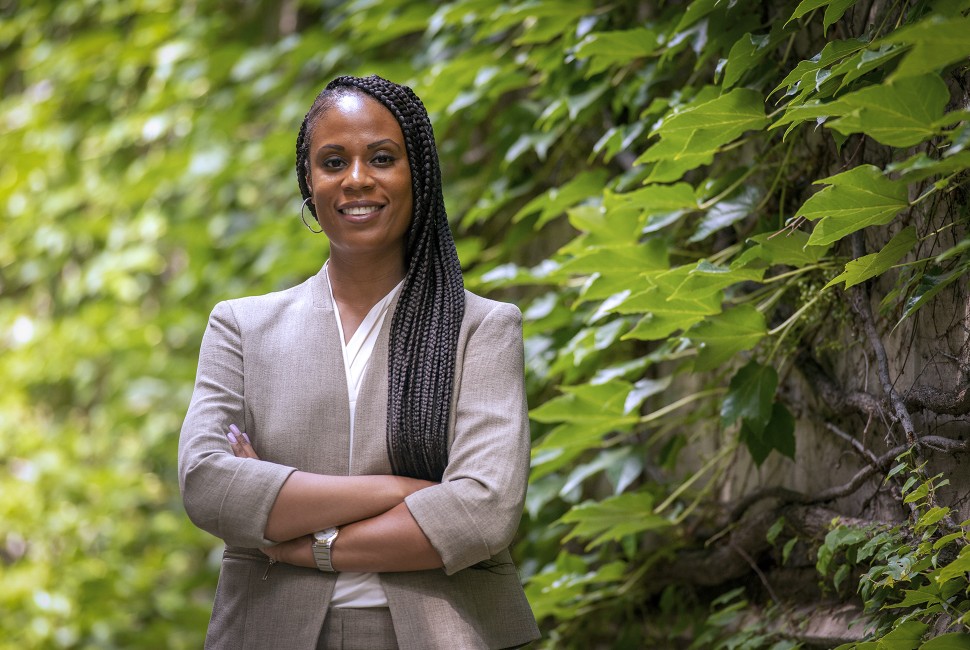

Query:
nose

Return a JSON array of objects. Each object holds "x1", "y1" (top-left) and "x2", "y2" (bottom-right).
[{"x1": 342, "y1": 159, "x2": 374, "y2": 191}]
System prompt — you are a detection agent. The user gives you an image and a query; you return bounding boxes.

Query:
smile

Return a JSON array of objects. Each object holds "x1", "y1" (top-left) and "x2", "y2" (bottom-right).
[{"x1": 339, "y1": 205, "x2": 383, "y2": 216}]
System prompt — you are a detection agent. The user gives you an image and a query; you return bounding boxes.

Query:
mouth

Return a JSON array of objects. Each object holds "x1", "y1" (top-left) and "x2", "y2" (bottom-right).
[{"x1": 338, "y1": 204, "x2": 384, "y2": 218}]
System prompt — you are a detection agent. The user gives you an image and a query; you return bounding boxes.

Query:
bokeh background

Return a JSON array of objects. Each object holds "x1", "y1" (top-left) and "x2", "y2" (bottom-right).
[{"x1": 3, "y1": 1, "x2": 969, "y2": 648}]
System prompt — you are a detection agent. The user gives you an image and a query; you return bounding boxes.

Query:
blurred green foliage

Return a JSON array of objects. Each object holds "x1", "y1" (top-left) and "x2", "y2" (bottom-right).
[{"x1": 3, "y1": 0, "x2": 970, "y2": 648}]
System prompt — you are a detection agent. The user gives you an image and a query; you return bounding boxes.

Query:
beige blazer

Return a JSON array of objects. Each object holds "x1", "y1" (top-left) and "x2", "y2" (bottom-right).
[{"x1": 178, "y1": 266, "x2": 540, "y2": 649}]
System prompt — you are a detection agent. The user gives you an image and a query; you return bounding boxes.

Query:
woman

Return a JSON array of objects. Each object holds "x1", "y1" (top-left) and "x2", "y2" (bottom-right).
[{"x1": 178, "y1": 75, "x2": 540, "y2": 649}]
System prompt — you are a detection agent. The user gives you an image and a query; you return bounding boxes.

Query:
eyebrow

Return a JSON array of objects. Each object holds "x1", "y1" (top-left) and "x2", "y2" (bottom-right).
[
  {"x1": 366, "y1": 139, "x2": 399, "y2": 150},
  {"x1": 317, "y1": 139, "x2": 401, "y2": 152}
]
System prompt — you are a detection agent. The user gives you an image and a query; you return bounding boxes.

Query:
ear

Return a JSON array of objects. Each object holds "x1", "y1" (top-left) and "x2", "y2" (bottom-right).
[{"x1": 305, "y1": 173, "x2": 313, "y2": 195}]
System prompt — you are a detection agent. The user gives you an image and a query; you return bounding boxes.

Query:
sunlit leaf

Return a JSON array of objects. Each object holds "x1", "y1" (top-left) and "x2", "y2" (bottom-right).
[
  {"x1": 828, "y1": 74, "x2": 949, "y2": 147},
  {"x1": 824, "y1": 226, "x2": 917, "y2": 289},
  {"x1": 797, "y1": 165, "x2": 909, "y2": 246},
  {"x1": 574, "y1": 28, "x2": 662, "y2": 75},
  {"x1": 882, "y1": 14, "x2": 970, "y2": 79},
  {"x1": 722, "y1": 33, "x2": 771, "y2": 90},
  {"x1": 560, "y1": 492, "x2": 672, "y2": 548}
]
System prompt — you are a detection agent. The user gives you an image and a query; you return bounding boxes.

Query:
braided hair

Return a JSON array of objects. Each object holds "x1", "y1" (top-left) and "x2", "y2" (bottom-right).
[{"x1": 295, "y1": 75, "x2": 465, "y2": 482}]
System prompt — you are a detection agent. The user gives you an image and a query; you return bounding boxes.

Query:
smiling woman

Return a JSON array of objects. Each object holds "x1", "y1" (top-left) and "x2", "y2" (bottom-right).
[{"x1": 177, "y1": 75, "x2": 540, "y2": 650}]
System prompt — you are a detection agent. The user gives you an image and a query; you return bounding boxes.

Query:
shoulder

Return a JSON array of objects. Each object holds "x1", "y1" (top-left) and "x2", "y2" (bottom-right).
[
  {"x1": 461, "y1": 290, "x2": 523, "y2": 339},
  {"x1": 210, "y1": 277, "x2": 315, "y2": 326}
]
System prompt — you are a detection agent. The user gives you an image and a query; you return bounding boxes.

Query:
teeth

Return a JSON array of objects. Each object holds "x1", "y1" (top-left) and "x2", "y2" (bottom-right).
[{"x1": 341, "y1": 205, "x2": 380, "y2": 216}]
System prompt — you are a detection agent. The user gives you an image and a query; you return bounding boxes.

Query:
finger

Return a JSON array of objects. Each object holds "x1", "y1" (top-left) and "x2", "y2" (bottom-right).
[
  {"x1": 230, "y1": 424, "x2": 255, "y2": 449},
  {"x1": 228, "y1": 424, "x2": 259, "y2": 458}
]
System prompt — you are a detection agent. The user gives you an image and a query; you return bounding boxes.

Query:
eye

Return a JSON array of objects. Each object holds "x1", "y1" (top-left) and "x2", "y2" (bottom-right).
[
  {"x1": 372, "y1": 152, "x2": 396, "y2": 166},
  {"x1": 322, "y1": 157, "x2": 345, "y2": 170}
]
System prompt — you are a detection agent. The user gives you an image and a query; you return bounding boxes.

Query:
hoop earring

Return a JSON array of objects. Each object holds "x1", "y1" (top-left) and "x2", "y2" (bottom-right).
[{"x1": 300, "y1": 197, "x2": 323, "y2": 233}]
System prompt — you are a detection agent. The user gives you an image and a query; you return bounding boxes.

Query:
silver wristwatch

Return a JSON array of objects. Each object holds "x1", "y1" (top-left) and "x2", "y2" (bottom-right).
[{"x1": 312, "y1": 527, "x2": 340, "y2": 573}]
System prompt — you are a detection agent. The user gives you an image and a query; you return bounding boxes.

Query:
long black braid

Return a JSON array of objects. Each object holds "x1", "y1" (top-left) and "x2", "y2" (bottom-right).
[{"x1": 295, "y1": 75, "x2": 465, "y2": 482}]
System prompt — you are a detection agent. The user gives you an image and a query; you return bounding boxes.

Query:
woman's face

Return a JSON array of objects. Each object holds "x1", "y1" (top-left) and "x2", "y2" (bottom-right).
[{"x1": 305, "y1": 92, "x2": 413, "y2": 262}]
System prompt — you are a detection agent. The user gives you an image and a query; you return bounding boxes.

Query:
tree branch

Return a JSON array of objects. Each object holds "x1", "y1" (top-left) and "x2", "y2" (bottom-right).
[
  {"x1": 729, "y1": 436, "x2": 969, "y2": 520},
  {"x1": 848, "y1": 275, "x2": 917, "y2": 446},
  {"x1": 796, "y1": 352, "x2": 883, "y2": 419}
]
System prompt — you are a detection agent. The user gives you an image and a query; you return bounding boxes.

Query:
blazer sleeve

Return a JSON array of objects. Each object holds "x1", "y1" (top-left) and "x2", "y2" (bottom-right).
[
  {"x1": 404, "y1": 302, "x2": 531, "y2": 575},
  {"x1": 178, "y1": 300, "x2": 296, "y2": 548}
]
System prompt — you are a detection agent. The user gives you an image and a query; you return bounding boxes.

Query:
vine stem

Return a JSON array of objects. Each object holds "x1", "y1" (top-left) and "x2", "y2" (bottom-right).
[
  {"x1": 768, "y1": 290, "x2": 824, "y2": 336},
  {"x1": 654, "y1": 441, "x2": 737, "y2": 515},
  {"x1": 909, "y1": 172, "x2": 965, "y2": 207},
  {"x1": 763, "y1": 263, "x2": 834, "y2": 284},
  {"x1": 638, "y1": 388, "x2": 725, "y2": 425},
  {"x1": 754, "y1": 286, "x2": 788, "y2": 313},
  {"x1": 765, "y1": 290, "x2": 826, "y2": 362}
]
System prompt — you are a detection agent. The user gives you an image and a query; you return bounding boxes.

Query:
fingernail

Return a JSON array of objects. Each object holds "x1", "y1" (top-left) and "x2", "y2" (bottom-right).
[
  {"x1": 227, "y1": 431, "x2": 238, "y2": 444},
  {"x1": 229, "y1": 424, "x2": 241, "y2": 436},
  {"x1": 242, "y1": 432, "x2": 251, "y2": 445}
]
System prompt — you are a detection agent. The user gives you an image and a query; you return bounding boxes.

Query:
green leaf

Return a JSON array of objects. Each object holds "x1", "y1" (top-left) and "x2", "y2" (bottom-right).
[
  {"x1": 606, "y1": 182, "x2": 698, "y2": 218},
  {"x1": 919, "y1": 632, "x2": 970, "y2": 650},
  {"x1": 772, "y1": 38, "x2": 869, "y2": 97},
  {"x1": 558, "y1": 242, "x2": 669, "y2": 277},
  {"x1": 877, "y1": 620, "x2": 928, "y2": 648},
  {"x1": 560, "y1": 492, "x2": 672, "y2": 549},
  {"x1": 889, "y1": 589, "x2": 943, "y2": 608},
  {"x1": 883, "y1": 14, "x2": 970, "y2": 79},
  {"x1": 934, "y1": 544, "x2": 970, "y2": 585},
  {"x1": 740, "y1": 401, "x2": 796, "y2": 465},
  {"x1": 574, "y1": 28, "x2": 661, "y2": 75},
  {"x1": 766, "y1": 516, "x2": 786, "y2": 544},
  {"x1": 670, "y1": 260, "x2": 766, "y2": 300},
  {"x1": 624, "y1": 376, "x2": 673, "y2": 415},
  {"x1": 689, "y1": 186, "x2": 761, "y2": 243},
  {"x1": 635, "y1": 88, "x2": 768, "y2": 180},
  {"x1": 722, "y1": 360, "x2": 778, "y2": 433},
  {"x1": 828, "y1": 74, "x2": 949, "y2": 147},
  {"x1": 513, "y1": 169, "x2": 610, "y2": 226},
  {"x1": 530, "y1": 380, "x2": 636, "y2": 424},
  {"x1": 886, "y1": 151, "x2": 970, "y2": 183},
  {"x1": 652, "y1": 88, "x2": 768, "y2": 140},
  {"x1": 674, "y1": 0, "x2": 718, "y2": 32},
  {"x1": 798, "y1": 165, "x2": 909, "y2": 247},
  {"x1": 530, "y1": 422, "x2": 620, "y2": 480},
  {"x1": 572, "y1": 239, "x2": 671, "y2": 302},
  {"x1": 914, "y1": 505, "x2": 949, "y2": 531},
  {"x1": 616, "y1": 267, "x2": 723, "y2": 341},
  {"x1": 897, "y1": 261, "x2": 970, "y2": 325},
  {"x1": 723, "y1": 33, "x2": 772, "y2": 89},
  {"x1": 690, "y1": 307, "x2": 767, "y2": 371},
  {"x1": 904, "y1": 481, "x2": 930, "y2": 504},
  {"x1": 734, "y1": 230, "x2": 830, "y2": 268},
  {"x1": 933, "y1": 532, "x2": 965, "y2": 550},
  {"x1": 783, "y1": 537, "x2": 798, "y2": 564},
  {"x1": 831, "y1": 44, "x2": 906, "y2": 91},
  {"x1": 825, "y1": 226, "x2": 917, "y2": 289},
  {"x1": 787, "y1": 0, "x2": 859, "y2": 33}
]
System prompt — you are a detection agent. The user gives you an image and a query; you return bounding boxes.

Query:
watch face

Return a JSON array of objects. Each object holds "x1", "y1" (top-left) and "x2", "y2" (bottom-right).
[{"x1": 314, "y1": 527, "x2": 338, "y2": 544}]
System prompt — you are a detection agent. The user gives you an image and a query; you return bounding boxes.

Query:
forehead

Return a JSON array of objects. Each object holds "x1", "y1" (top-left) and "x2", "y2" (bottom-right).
[{"x1": 309, "y1": 92, "x2": 405, "y2": 146}]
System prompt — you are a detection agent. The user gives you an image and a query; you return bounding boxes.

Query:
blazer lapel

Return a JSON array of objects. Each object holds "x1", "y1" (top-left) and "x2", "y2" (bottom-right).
[{"x1": 308, "y1": 265, "x2": 352, "y2": 475}]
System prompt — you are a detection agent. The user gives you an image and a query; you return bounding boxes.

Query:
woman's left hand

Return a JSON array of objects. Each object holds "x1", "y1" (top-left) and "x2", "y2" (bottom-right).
[{"x1": 226, "y1": 424, "x2": 315, "y2": 568}]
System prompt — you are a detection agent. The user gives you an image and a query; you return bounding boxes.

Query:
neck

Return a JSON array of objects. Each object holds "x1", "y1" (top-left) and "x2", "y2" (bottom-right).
[{"x1": 326, "y1": 249, "x2": 405, "y2": 311}]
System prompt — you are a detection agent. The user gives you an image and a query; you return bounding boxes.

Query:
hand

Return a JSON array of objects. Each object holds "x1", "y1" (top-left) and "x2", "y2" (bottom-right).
[
  {"x1": 261, "y1": 535, "x2": 315, "y2": 568},
  {"x1": 227, "y1": 424, "x2": 259, "y2": 459}
]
